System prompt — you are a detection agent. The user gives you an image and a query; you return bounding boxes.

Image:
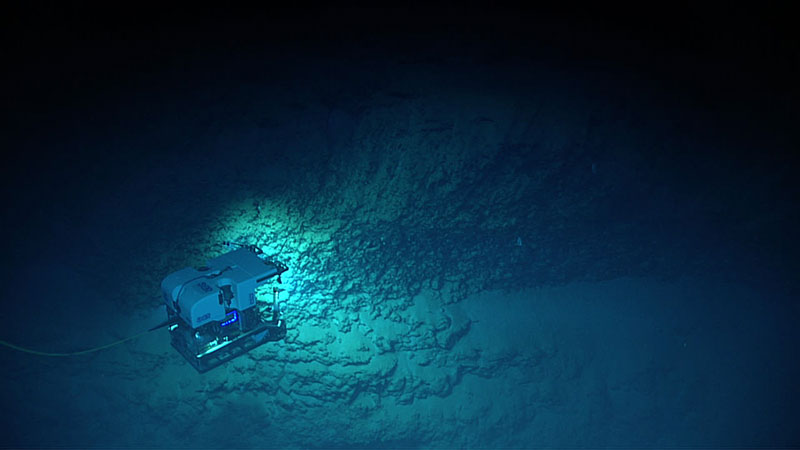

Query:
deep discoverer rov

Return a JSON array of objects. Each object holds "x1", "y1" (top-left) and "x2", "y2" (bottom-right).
[{"x1": 160, "y1": 243, "x2": 287, "y2": 372}]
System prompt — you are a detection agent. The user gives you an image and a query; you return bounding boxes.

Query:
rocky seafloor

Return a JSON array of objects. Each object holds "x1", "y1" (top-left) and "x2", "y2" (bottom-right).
[{"x1": 2, "y1": 38, "x2": 798, "y2": 448}]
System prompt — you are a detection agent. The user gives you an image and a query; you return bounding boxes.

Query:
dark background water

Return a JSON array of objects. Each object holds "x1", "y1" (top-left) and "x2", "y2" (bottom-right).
[{"x1": 1, "y1": 3, "x2": 798, "y2": 448}]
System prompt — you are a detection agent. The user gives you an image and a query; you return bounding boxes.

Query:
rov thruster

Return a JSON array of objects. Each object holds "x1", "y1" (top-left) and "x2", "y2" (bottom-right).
[{"x1": 160, "y1": 242, "x2": 288, "y2": 373}]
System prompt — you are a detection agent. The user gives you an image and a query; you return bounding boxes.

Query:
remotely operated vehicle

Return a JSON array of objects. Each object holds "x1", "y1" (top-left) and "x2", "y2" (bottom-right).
[{"x1": 160, "y1": 242, "x2": 288, "y2": 373}]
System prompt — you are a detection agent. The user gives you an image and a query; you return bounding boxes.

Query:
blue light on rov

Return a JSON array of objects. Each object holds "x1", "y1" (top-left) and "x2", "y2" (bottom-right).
[{"x1": 221, "y1": 310, "x2": 239, "y2": 327}]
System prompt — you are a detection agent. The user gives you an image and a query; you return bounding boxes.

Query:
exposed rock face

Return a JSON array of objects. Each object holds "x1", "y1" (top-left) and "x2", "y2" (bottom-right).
[
  {"x1": 2, "y1": 30, "x2": 798, "y2": 448},
  {"x1": 90, "y1": 61, "x2": 795, "y2": 447}
]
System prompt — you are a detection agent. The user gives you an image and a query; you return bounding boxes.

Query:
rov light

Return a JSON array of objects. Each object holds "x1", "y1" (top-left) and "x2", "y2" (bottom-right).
[{"x1": 220, "y1": 310, "x2": 239, "y2": 327}]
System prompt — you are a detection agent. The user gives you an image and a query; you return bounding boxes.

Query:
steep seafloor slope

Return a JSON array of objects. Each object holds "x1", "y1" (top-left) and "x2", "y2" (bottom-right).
[{"x1": 1, "y1": 19, "x2": 798, "y2": 449}]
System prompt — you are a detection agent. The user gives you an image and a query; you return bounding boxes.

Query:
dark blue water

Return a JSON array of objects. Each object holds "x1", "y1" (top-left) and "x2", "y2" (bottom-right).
[{"x1": 1, "y1": 4, "x2": 798, "y2": 448}]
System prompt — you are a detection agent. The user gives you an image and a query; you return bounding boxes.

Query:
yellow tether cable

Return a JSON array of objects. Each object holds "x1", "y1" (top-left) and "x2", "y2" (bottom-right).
[{"x1": 0, "y1": 329, "x2": 153, "y2": 357}]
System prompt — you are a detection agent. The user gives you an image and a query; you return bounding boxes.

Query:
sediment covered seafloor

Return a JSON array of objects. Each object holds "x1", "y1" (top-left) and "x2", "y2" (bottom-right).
[{"x1": 2, "y1": 16, "x2": 798, "y2": 448}]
